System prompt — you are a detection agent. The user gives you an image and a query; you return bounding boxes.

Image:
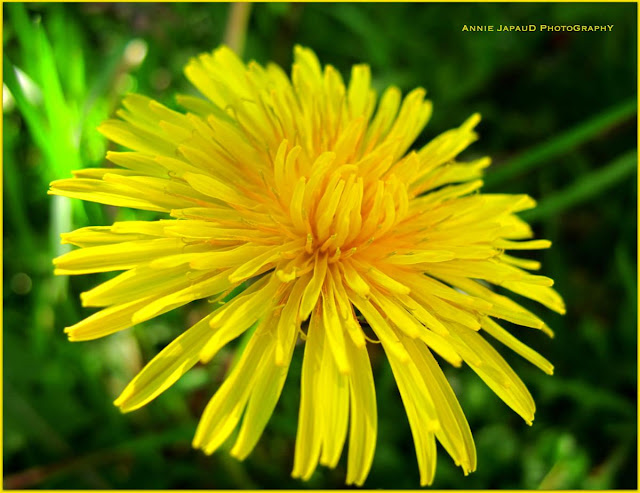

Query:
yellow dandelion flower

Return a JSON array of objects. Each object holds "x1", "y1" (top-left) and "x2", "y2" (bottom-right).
[{"x1": 50, "y1": 45, "x2": 565, "y2": 486}]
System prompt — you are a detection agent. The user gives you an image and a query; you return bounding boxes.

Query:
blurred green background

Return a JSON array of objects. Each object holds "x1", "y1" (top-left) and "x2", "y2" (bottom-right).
[{"x1": 3, "y1": 2, "x2": 637, "y2": 489}]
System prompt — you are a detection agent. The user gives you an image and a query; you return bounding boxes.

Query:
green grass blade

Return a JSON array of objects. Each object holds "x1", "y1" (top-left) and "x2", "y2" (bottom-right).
[
  {"x1": 81, "y1": 38, "x2": 128, "y2": 126},
  {"x1": 485, "y1": 99, "x2": 637, "y2": 188},
  {"x1": 48, "y1": 6, "x2": 86, "y2": 101},
  {"x1": 3, "y1": 56, "x2": 50, "y2": 156},
  {"x1": 522, "y1": 150, "x2": 637, "y2": 223},
  {"x1": 33, "y1": 20, "x2": 71, "y2": 147},
  {"x1": 5, "y1": 3, "x2": 38, "y2": 78}
]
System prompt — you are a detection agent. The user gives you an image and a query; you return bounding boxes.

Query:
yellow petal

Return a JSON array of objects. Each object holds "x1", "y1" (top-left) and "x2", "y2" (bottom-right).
[
  {"x1": 54, "y1": 238, "x2": 188, "y2": 275},
  {"x1": 347, "y1": 291, "x2": 409, "y2": 363},
  {"x1": 299, "y1": 253, "x2": 328, "y2": 320},
  {"x1": 275, "y1": 276, "x2": 309, "y2": 365},
  {"x1": 344, "y1": 337, "x2": 377, "y2": 486},
  {"x1": 382, "y1": 336, "x2": 439, "y2": 486},
  {"x1": 402, "y1": 337, "x2": 476, "y2": 474},
  {"x1": 317, "y1": 323, "x2": 350, "y2": 467},
  {"x1": 228, "y1": 239, "x2": 304, "y2": 283},
  {"x1": 320, "y1": 288, "x2": 350, "y2": 374},
  {"x1": 193, "y1": 318, "x2": 273, "y2": 455},
  {"x1": 481, "y1": 317, "x2": 554, "y2": 375},
  {"x1": 231, "y1": 316, "x2": 295, "y2": 459},
  {"x1": 447, "y1": 323, "x2": 536, "y2": 424},
  {"x1": 200, "y1": 275, "x2": 281, "y2": 363},
  {"x1": 182, "y1": 171, "x2": 255, "y2": 208},
  {"x1": 64, "y1": 297, "x2": 152, "y2": 341},
  {"x1": 132, "y1": 269, "x2": 232, "y2": 324},
  {"x1": 115, "y1": 313, "x2": 216, "y2": 412},
  {"x1": 292, "y1": 308, "x2": 324, "y2": 480}
]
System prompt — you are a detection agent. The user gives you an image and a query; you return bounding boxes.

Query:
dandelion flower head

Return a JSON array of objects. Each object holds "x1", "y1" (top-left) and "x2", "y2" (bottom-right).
[{"x1": 50, "y1": 45, "x2": 565, "y2": 486}]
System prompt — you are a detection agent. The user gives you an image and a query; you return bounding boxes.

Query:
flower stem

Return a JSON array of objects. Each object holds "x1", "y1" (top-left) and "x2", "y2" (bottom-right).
[{"x1": 224, "y1": 3, "x2": 252, "y2": 57}]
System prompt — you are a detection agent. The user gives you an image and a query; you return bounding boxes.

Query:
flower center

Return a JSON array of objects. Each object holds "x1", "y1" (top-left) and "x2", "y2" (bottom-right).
[{"x1": 271, "y1": 165, "x2": 411, "y2": 282}]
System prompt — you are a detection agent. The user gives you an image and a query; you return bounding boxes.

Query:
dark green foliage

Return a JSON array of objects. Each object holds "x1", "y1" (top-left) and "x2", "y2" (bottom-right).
[{"x1": 3, "y1": 2, "x2": 636, "y2": 489}]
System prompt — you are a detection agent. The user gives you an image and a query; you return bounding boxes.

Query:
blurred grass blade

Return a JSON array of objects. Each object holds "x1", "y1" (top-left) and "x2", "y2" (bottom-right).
[
  {"x1": 485, "y1": 99, "x2": 637, "y2": 188},
  {"x1": 8, "y1": 4, "x2": 72, "y2": 157},
  {"x1": 6, "y1": 3, "x2": 38, "y2": 78},
  {"x1": 49, "y1": 5, "x2": 86, "y2": 101},
  {"x1": 33, "y1": 19, "x2": 67, "y2": 126},
  {"x1": 3, "y1": 56, "x2": 50, "y2": 155},
  {"x1": 32, "y1": 18, "x2": 79, "y2": 173},
  {"x1": 82, "y1": 38, "x2": 128, "y2": 121},
  {"x1": 522, "y1": 150, "x2": 637, "y2": 223},
  {"x1": 583, "y1": 443, "x2": 632, "y2": 489}
]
